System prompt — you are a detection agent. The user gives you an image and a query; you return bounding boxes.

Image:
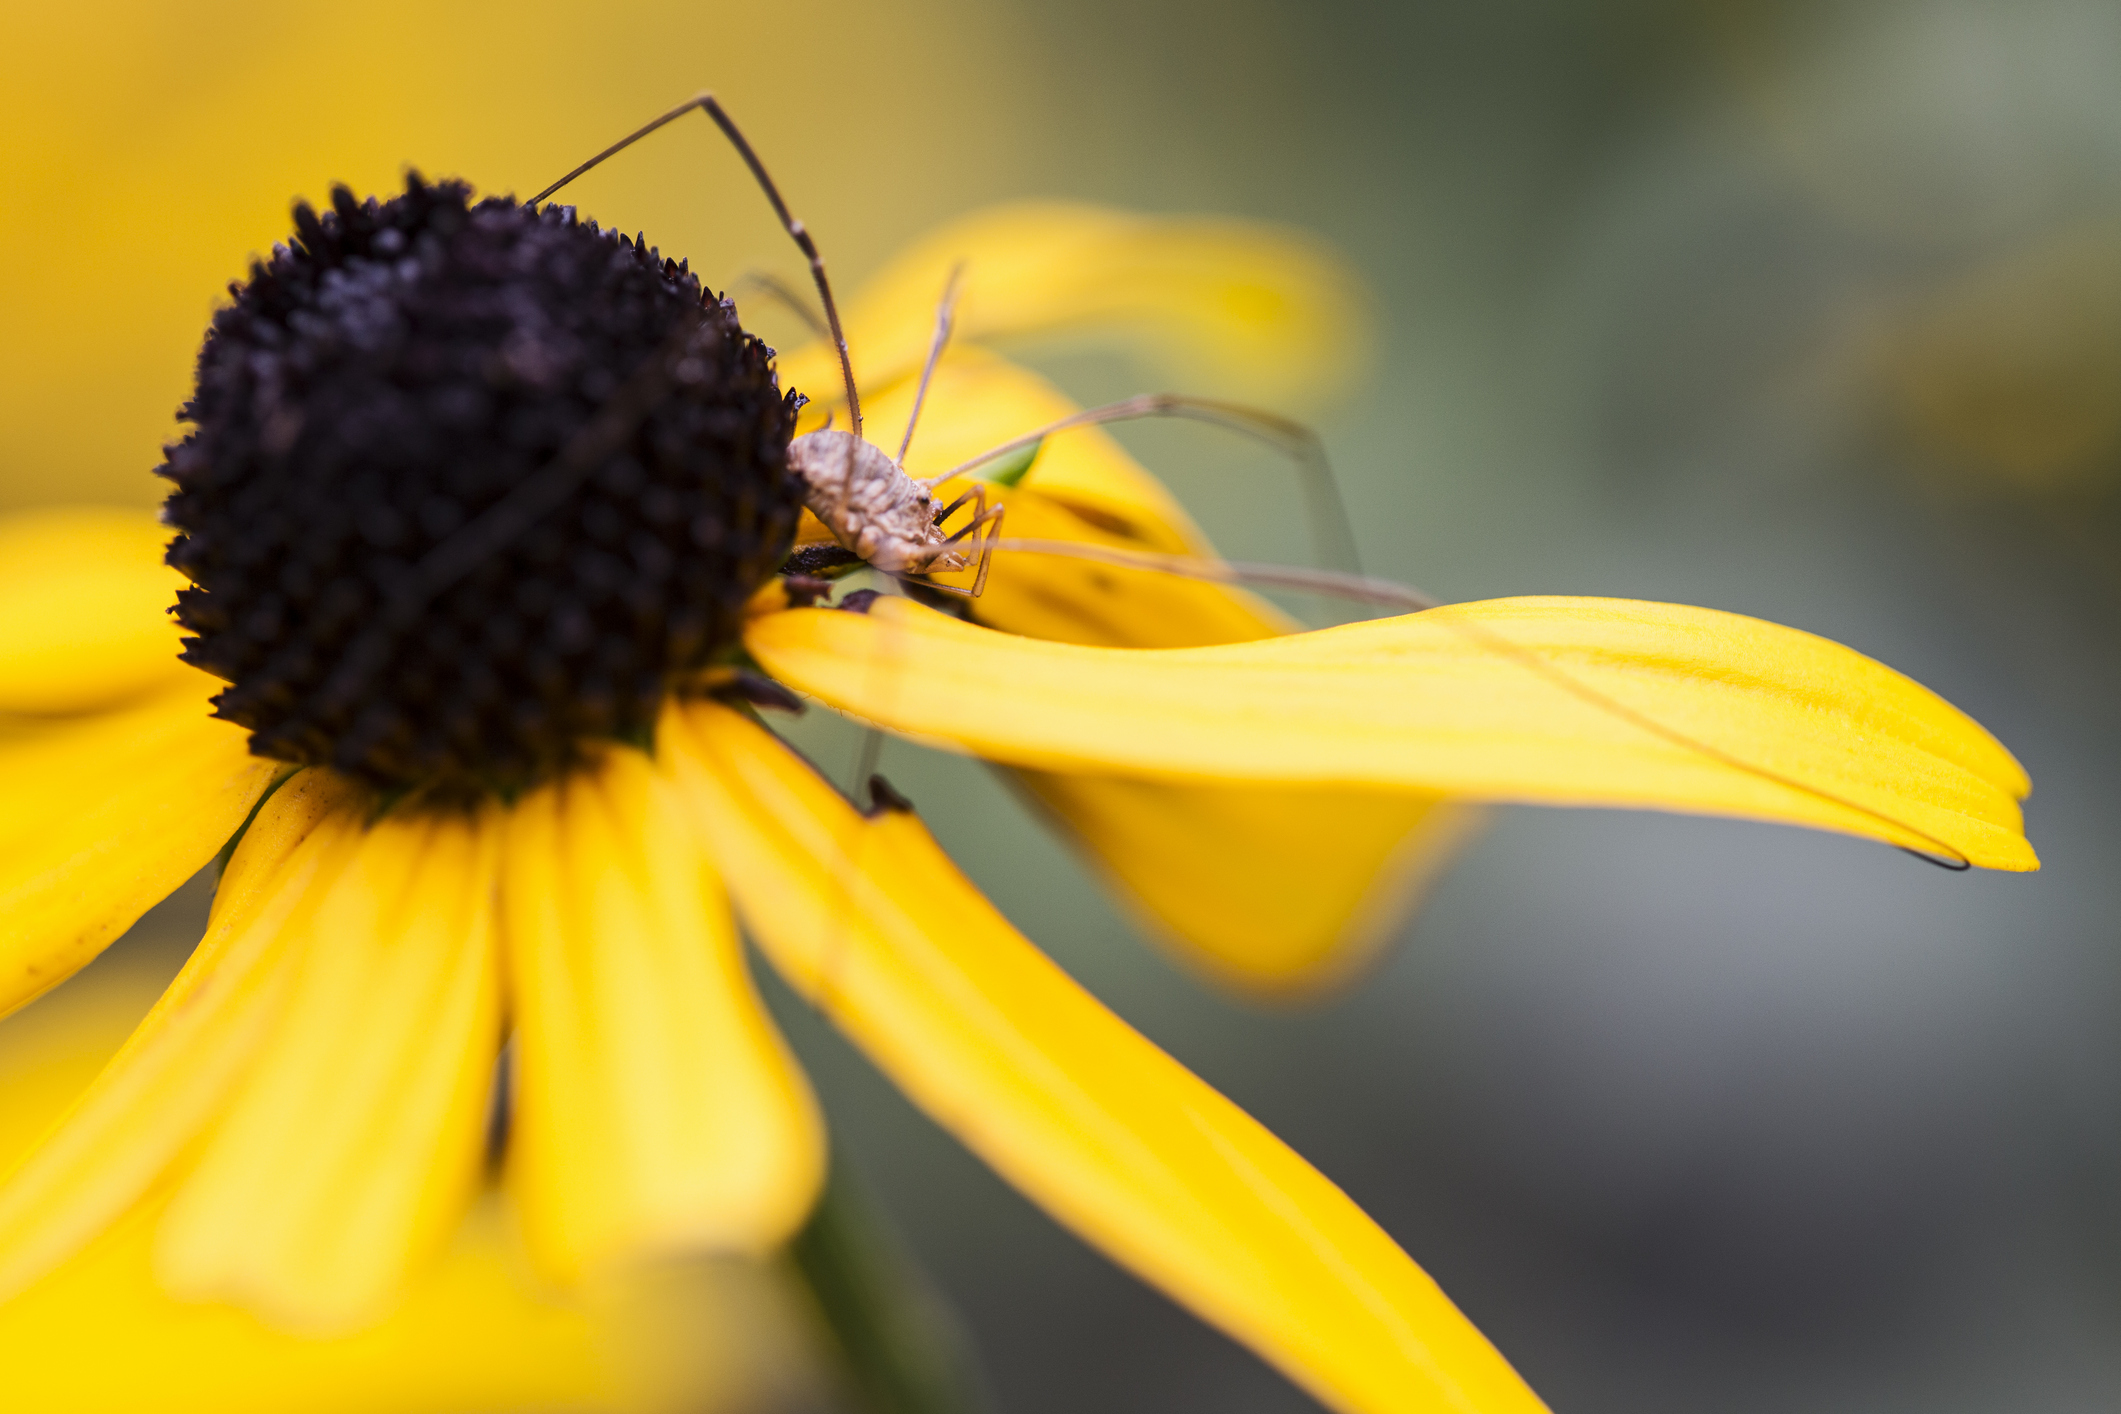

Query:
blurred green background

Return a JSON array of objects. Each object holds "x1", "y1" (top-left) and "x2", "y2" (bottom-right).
[{"x1": 8, "y1": 0, "x2": 2121, "y2": 1410}]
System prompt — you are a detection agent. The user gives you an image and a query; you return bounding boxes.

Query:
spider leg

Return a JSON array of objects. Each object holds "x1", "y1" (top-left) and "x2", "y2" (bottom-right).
[
  {"x1": 929, "y1": 490, "x2": 1007, "y2": 598},
  {"x1": 920, "y1": 392, "x2": 1360, "y2": 578},
  {"x1": 936, "y1": 483, "x2": 991, "y2": 547},
  {"x1": 933, "y1": 486, "x2": 981, "y2": 523},
  {"x1": 531, "y1": 93, "x2": 864, "y2": 437},
  {"x1": 897, "y1": 262, "x2": 966, "y2": 463},
  {"x1": 966, "y1": 500, "x2": 1006, "y2": 597}
]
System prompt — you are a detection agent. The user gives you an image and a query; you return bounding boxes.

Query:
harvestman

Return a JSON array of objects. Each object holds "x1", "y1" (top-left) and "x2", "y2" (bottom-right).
[
  {"x1": 529, "y1": 93, "x2": 1365, "y2": 605},
  {"x1": 528, "y1": 93, "x2": 1978, "y2": 871}
]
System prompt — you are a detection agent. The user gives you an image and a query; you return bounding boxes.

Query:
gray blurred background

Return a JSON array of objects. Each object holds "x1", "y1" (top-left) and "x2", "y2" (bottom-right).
[{"x1": 17, "y1": 0, "x2": 2121, "y2": 1410}]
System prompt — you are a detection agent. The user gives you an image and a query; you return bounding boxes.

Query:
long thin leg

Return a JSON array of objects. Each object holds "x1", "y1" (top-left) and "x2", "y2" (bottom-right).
[
  {"x1": 970, "y1": 502, "x2": 1005, "y2": 597},
  {"x1": 897, "y1": 262, "x2": 966, "y2": 463},
  {"x1": 938, "y1": 492, "x2": 996, "y2": 547},
  {"x1": 917, "y1": 493, "x2": 1006, "y2": 599},
  {"x1": 979, "y1": 538, "x2": 1433, "y2": 609},
  {"x1": 964, "y1": 502, "x2": 1006, "y2": 597},
  {"x1": 848, "y1": 726, "x2": 884, "y2": 806},
  {"x1": 922, "y1": 393, "x2": 1361, "y2": 579},
  {"x1": 932, "y1": 484, "x2": 983, "y2": 524},
  {"x1": 530, "y1": 93, "x2": 865, "y2": 438}
]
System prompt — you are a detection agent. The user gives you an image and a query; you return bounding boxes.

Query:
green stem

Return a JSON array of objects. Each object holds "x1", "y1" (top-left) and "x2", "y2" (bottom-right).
[{"x1": 790, "y1": 1159, "x2": 989, "y2": 1414}]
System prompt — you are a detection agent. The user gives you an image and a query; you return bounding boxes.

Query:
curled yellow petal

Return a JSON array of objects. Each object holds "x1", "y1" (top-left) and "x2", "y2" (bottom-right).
[
  {"x1": 778, "y1": 203, "x2": 1367, "y2": 414},
  {"x1": 745, "y1": 596, "x2": 2036, "y2": 871},
  {"x1": 0, "y1": 507, "x2": 189, "y2": 715},
  {"x1": 155, "y1": 805, "x2": 504, "y2": 1332},
  {"x1": 1017, "y1": 772, "x2": 1480, "y2": 996},
  {"x1": 0, "y1": 678, "x2": 279, "y2": 1019},
  {"x1": 664, "y1": 702, "x2": 1545, "y2": 1414},
  {"x1": 0, "y1": 770, "x2": 363, "y2": 1303},
  {"x1": 501, "y1": 743, "x2": 824, "y2": 1283}
]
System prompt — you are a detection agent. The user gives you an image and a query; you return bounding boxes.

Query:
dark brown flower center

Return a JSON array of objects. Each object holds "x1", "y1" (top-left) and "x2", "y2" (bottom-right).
[{"x1": 158, "y1": 175, "x2": 803, "y2": 800}]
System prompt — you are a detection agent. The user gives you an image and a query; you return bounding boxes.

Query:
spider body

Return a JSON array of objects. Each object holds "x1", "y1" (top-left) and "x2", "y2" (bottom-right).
[{"x1": 787, "y1": 429, "x2": 971, "y2": 576}]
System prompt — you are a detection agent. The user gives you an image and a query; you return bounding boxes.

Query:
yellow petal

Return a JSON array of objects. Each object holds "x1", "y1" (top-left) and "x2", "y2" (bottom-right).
[
  {"x1": 155, "y1": 804, "x2": 504, "y2": 1332},
  {"x1": 0, "y1": 770, "x2": 364, "y2": 1303},
  {"x1": 778, "y1": 203, "x2": 1366, "y2": 415},
  {"x1": 664, "y1": 702, "x2": 1546, "y2": 1414},
  {"x1": 1016, "y1": 773, "x2": 1481, "y2": 997},
  {"x1": 871, "y1": 349, "x2": 1483, "y2": 991},
  {"x1": 0, "y1": 506, "x2": 189, "y2": 715},
  {"x1": 745, "y1": 596, "x2": 2037, "y2": 871},
  {"x1": 0, "y1": 938, "x2": 614, "y2": 1413},
  {"x1": 501, "y1": 742, "x2": 825, "y2": 1283},
  {"x1": 0, "y1": 948, "x2": 175, "y2": 1179},
  {"x1": 0, "y1": 1194, "x2": 617, "y2": 1414},
  {"x1": 0, "y1": 678, "x2": 279, "y2": 1019}
]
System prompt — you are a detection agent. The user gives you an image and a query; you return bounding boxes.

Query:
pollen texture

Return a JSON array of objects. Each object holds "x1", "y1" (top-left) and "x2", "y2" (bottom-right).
[{"x1": 159, "y1": 175, "x2": 803, "y2": 798}]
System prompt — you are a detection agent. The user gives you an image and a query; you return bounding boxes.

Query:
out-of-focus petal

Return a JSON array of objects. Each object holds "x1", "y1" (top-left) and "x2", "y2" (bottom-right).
[
  {"x1": 0, "y1": 918, "x2": 608, "y2": 1414},
  {"x1": 663, "y1": 702, "x2": 1547, "y2": 1414},
  {"x1": 868, "y1": 349, "x2": 1484, "y2": 990},
  {"x1": 501, "y1": 743, "x2": 824, "y2": 1284},
  {"x1": 0, "y1": 771, "x2": 363, "y2": 1302},
  {"x1": 0, "y1": 1195, "x2": 617, "y2": 1414},
  {"x1": 778, "y1": 203, "x2": 1366, "y2": 414},
  {"x1": 0, "y1": 678, "x2": 279, "y2": 1019},
  {"x1": 745, "y1": 596, "x2": 2037, "y2": 871},
  {"x1": 1880, "y1": 217, "x2": 2121, "y2": 492},
  {"x1": 1014, "y1": 772, "x2": 1479, "y2": 996},
  {"x1": 0, "y1": 507, "x2": 189, "y2": 715},
  {"x1": 155, "y1": 805, "x2": 504, "y2": 1332}
]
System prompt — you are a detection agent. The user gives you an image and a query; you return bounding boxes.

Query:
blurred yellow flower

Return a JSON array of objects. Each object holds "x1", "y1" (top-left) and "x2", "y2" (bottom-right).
[
  {"x1": 1880, "y1": 218, "x2": 2121, "y2": 493},
  {"x1": 0, "y1": 0, "x2": 1024, "y2": 515}
]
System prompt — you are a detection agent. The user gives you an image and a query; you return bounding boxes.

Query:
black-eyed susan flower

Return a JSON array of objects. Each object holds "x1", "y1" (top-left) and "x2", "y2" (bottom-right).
[{"x1": 0, "y1": 175, "x2": 2035, "y2": 1414}]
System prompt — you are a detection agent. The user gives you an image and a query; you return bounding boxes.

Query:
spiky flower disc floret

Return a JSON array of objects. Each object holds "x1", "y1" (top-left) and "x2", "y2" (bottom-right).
[{"x1": 158, "y1": 174, "x2": 804, "y2": 799}]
